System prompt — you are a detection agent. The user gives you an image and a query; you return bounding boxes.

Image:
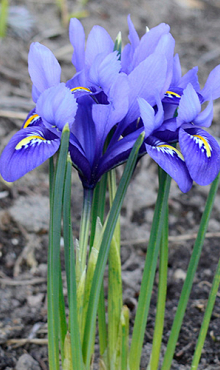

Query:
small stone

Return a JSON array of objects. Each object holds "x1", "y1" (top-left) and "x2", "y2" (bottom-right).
[
  {"x1": 173, "y1": 268, "x2": 187, "y2": 281},
  {"x1": 27, "y1": 293, "x2": 44, "y2": 307},
  {"x1": 16, "y1": 354, "x2": 41, "y2": 370},
  {"x1": 9, "y1": 195, "x2": 49, "y2": 233}
]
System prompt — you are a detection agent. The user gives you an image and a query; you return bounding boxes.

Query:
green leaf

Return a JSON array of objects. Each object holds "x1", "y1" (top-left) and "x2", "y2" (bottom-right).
[
  {"x1": 161, "y1": 171, "x2": 220, "y2": 370},
  {"x1": 47, "y1": 124, "x2": 70, "y2": 370},
  {"x1": 147, "y1": 201, "x2": 169, "y2": 370},
  {"x1": 69, "y1": 241, "x2": 85, "y2": 369},
  {"x1": 0, "y1": 0, "x2": 8, "y2": 38},
  {"x1": 129, "y1": 168, "x2": 171, "y2": 370},
  {"x1": 191, "y1": 257, "x2": 220, "y2": 369},
  {"x1": 82, "y1": 132, "x2": 145, "y2": 369}
]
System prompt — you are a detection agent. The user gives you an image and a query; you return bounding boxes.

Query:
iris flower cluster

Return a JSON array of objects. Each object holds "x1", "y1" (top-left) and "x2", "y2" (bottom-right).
[{"x1": 1, "y1": 16, "x2": 220, "y2": 192}]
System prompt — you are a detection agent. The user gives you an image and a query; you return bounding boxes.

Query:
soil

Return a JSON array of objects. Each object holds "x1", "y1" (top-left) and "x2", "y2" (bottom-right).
[{"x1": 1, "y1": 0, "x2": 220, "y2": 369}]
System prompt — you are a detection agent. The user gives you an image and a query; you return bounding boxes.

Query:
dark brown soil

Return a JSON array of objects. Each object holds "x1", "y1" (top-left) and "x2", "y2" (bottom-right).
[{"x1": 1, "y1": 0, "x2": 220, "y2": 369}]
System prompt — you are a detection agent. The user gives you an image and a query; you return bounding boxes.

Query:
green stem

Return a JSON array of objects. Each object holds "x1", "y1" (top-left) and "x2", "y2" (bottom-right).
[
  {"x1": 191, "y1": 257, "x2": 220, "y2": 370},
  {"x1": 148, "y1": 204, "x2": 169, "y2": 370},
  {"x1": 129, "y1": 168, "x2": 171, "y2": 370},
  {"x1": 161, "y1": 171, "x2": 220, "y2": 370}
]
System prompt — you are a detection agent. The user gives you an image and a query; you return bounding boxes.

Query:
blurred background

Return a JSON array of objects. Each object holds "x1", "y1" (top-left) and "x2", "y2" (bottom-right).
[{"x1": 0, "y1": 1, "x2": 220, "y2": 369}]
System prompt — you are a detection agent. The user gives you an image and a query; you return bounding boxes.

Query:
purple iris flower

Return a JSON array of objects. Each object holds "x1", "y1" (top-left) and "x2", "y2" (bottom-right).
[
  {"x1": 67, "y1": 18, "x2": 121, "y2": 99},
  {"x1": 120, "y1": 15, "x2": 175, "y2": 126},
  {"x1": 0, "y1": 83, "x2": 77, "y2": 182},
  {"x1": 0, "y1": 20, "x2": 129, "y2": 188},
  {"x1": 1, "y1": 17, "x2": 173, "y2": 189},
  {"x1": 89, "y1": 15, "x2": 176, "y2": 178},
  {"x1": 138, "y1": 58, "x2": 220, "y2": 192}
]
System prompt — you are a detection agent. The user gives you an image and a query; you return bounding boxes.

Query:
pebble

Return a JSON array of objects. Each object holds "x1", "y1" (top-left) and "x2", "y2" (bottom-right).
[
  {"x1": 16, "y1": 354, "x2": 41, "y2": 370},
  {"x1": 9, "y1": 195, "x2": 49, "y2": 233},
  {"x1": 173, "y1": 268, "x2": 187, "y2": 281}
]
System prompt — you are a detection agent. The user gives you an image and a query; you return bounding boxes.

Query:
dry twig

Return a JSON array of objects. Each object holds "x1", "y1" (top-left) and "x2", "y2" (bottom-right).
[{"x1": 121, "y1": 232, "x2": 220, "y2": 246}]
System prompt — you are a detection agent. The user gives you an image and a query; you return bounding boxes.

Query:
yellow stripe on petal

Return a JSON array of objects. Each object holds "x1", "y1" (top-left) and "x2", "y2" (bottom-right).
[
  {"x1": 23, "y1": 114, "x2": 40, "y2": 128},
  {"x1": 15, "y1": 135, "x2": 46, "y2": 150},
  {"x1": 165, "y1": 91, "x2": 181, "y2": 98},
  {"x1": 193, "y1": 134, "x2": 212, "y2": 158},
  {"x1": 157, "y1": 144, "x2": 184, "y2": 161},
  {"x1": 71, "y1": 86, "x2": 91, "y2": 93}
]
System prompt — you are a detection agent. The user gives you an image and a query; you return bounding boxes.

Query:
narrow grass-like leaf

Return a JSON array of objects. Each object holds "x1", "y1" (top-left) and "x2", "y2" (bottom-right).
[
  {"x1": 191, "y1": 257, "x2": 220, "y2": 369},
  {"x1": 121, "y1": 306, "x2": 129, "y2": 370},
  {"x1": 161, "y1": 171, "x2": 220, "y2": 370},
  {"x1": 49, "y1": 157, "x2": 54, "y2": 207},
  {"x1": 147, "y1": 204, "x2": 169, "y2": 370},
  {"x1": 82, "y1": 132, "x2": 145, "y2": 369},
  {"x1": 90, "y1": 174, "x2": 107, "y2": 248},
  {"x1": 77, "y1": 188, "x2": 93, "y2": 283},
  {"x1": 82, "y1": 218, "x2": 103, "y2": 335},
  {"x1": 59, "y1": 262, "x2": 68, "y2": 366},
  {"x1": 63, "y1": 331, "x2": 73, "y2": 370},
  {"x1": 0, "y1": 0, "x2": 8, "y2": 38},
  {"x1": 63, "y1": 155, "x2": 72, "y2": 305},
  {"x1": 129, "y1": 168, "x2": 171, "y2": 370},
  {"x1": 47, "y1": 124, "x2": 70, "y2": 370},
  {"x1": 91, "y1": 175, "x2": 108, "y2": 359},
  {"x1": 107, "y1": 169, "x2": 122, "y2": 368},
  {"x1": 108, "y1": 235, "x2": 122, "y2": 368},
  {"x1": 69, "y1": 234, "x2": 85, "y2": 369}
]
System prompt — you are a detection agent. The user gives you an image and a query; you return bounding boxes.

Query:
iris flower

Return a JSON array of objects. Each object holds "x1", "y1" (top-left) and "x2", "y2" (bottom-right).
[
  {"x1": 0, "y1": 17, "x2": 172, "y2": 190},
  {"x1": 0, "y1": 20, "x2": 128, "y2": 185},
  {"x1": 138, "y1": 62, "x2": 220, "y2": 192},
  {"x1": 0, "y1": 41, "x2": 78, "y2": 182}
]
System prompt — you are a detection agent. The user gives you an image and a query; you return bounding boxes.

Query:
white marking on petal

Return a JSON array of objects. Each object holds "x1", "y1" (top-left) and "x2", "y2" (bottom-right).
[
  {"x1": 191, "y1": 134, "x2": 212, "y2": 158},
  {"x1": 156, "y1": 144, "x2": 184, "y2": 161}
]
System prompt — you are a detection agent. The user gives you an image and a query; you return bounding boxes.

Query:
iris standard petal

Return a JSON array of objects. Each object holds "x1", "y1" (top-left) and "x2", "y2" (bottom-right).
[
  {"x1": 108, "y1": 73, "x2": 129, "y2": 125},
  {"x1": 121, "y1": 43, "x2": 133, "y2": 74},
  {"x1": 178, "y1": 66, "x2": 200, "y2": 91},
  {"x1": 71, "y1": 100, "x2": 96, "y2": 165},
  {"x1": 28, "y1": 42, "x2": 61, "y2": 102},
  {"x1": 127, "y1": 14, "x2": 139, "y2": 50},
  {"x1": 179, "y1": 127, "x2": 220, "y2": 186},
  {"x1": 132, "y1": 23, "x2": 170, "y2": 68},
  {"x1": 89, "y1": 51, "x2": 121, "y2": 93},
  {"x1": 85, "y1": 25, "x2": 114, "y2": 68},
  {"x1": 32, "y1": 85, "x2": 41, "y2": 104},
  {"x1": 126, "y1": 52, "x2": 167, "y2": 124},
  {"x1": 92, "y1": 104, "x2": 110, "y2": 161},
  {"x1": 170, "y1": 54, "x2": 181, "y2": 86},
  {"x1": 0, "y1": 127, "x2": 60, "y2": 182},
  {"x1": 177, "y1": 83, "x2": 201, "y2": 126},
  {"x1": 200, "y1": 65, "x2": 220, "y2": 101},
  {"x1": 193, "y1": 99, "x2": 213, "y2": 127},
  {"x1": 154, "y1": 33, "x2": 175, "y2": 88},
  {"x1": 69, "y1": 18, "x2": 85, "y2": 72},
  {"x1": 138, "y1": 98, "x2": 159, "y2": 137},
  {"x1": 36, "y1": 84, "x2": 77, "y2": 131},
  {"x1": 145, "y1": 136, "x2": 193, "y2": 192}
]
